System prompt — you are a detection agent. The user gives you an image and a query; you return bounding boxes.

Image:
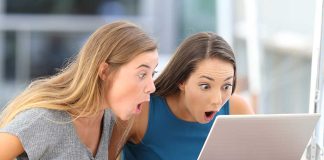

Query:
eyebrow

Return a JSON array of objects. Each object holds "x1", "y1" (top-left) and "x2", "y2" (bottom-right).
[
  {"x1": 137, "y1": 64, "x2": 151, "y2": 69},
  {"x1": 199, "y1": 75, "x2": 233, "y2": 81},
  {"x1": 137, "y1": 63, "x2": 159, "y2": 69}
]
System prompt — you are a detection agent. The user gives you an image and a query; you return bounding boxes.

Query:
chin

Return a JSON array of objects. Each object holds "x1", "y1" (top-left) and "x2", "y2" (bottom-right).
[
  {"x1": 191, "y1": 117, "x2": 204, "y2": 124},
  {"x1": 200, "y1": 121, "x2": 209, "y2": 124},
  {"x1": 119, "y1": 115, "x2": 130, "y2": 121},
  {"x1": 197, "y1": 117, "x2": 209, "y2": 124},
  {"x1": 121, "y1": 113, "x2": 134, "y2": 121}
]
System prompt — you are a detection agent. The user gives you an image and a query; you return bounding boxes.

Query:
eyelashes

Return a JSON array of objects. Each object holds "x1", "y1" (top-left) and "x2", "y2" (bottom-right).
[
  {"x1": 198, "y1": 83, "x2": 233, "y2": 91},
  {"x1": 138, "y1": 70, "x2": 158, "y2": 80},
  {"x1": 138, "y1": 73, "x2": 146, "y2": 79},
  {"x1": 152, "y1": 70, "x2": 158, "y2": 77},
  {"x1": 223, "y1": 84, "x2": 233, "y2": 90},
  {"x1": 199, "y1": 84, "x2": 210, "y2": 90}
]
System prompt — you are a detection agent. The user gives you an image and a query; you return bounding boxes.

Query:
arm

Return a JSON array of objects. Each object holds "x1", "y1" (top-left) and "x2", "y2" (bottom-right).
[
  {"x1": 229, "y1": 94, "x2": 255, "y2": 115},
  {"x1": 0, "y1": 133, "x2": 24, "y2": 159}
]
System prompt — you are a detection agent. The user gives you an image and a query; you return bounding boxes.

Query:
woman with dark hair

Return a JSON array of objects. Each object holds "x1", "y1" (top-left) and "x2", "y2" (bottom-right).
[{"x1": 110, "y1": 32, "x2": 254, "y2": 160}]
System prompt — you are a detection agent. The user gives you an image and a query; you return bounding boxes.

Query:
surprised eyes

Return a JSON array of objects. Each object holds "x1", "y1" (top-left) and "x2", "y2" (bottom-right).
[
  {"x1": 198, "y1": 83, "x2": 233, "y2": 91},
  {"x1": 223, "y1": 84, "x2": 232, "y2": 90},
  {"x1": 138, "y1": 73, "x2": 146, "y2": 80},
  {"x1": 138, "y1": 71, "x2": 158, "y2": 80},
  {"x1": 199, "y1": 84, "x2": 210, "y2": 90}
]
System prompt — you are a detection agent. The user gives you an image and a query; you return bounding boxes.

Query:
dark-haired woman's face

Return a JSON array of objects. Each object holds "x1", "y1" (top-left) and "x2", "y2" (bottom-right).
[{"x1": 179, "y1": 58, "x2": 234, "y2": 124}]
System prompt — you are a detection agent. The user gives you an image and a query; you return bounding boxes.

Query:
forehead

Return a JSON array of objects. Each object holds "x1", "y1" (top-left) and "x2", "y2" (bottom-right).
[
  {"x1": 191, "y1": 58, "x2": 234, "y2": 79},
  {"x1": 126, "y1": 50, "x2": 158, "y2": 67}
]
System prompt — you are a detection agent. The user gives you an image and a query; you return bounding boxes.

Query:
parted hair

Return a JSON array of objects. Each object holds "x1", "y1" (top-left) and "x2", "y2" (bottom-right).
[{"x1": 154, "y1": 32, "x2": 236, "y2": 97}]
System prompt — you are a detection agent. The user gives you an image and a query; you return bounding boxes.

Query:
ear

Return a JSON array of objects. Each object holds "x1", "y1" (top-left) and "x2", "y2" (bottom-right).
[
  {"x1": 98, "y1": 62, "x2": 109, "y2": 81},
  {"x1": 178, "y1": 81, "x2": 185, "y2": 91}
]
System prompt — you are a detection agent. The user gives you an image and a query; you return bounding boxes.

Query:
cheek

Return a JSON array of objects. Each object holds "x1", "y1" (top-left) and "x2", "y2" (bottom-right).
[
  {"x1": 190, "y1": 85, "x2": 208, "y2": 100},
  {"x1": 185, "y1": 87, "x2": 205, "y2": 110},
  {"x1": 113, "y1": 80, "x2": 139, "y2": 101},
  {"x1": 222, "y1": 92, "x2": 232, "y2": 104}
]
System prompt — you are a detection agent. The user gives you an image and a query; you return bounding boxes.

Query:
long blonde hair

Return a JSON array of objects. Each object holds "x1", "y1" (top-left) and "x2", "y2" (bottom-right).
[{"x1": 0, "y1": 21, "x2": 157, "y2": 128}]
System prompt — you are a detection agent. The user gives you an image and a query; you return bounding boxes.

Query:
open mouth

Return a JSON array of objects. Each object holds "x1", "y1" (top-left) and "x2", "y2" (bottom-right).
[
  {"x1": 135, "y1": 104, "x2": 142, "y2": 114},
  {"x1": 204, "y1": 111, "x2": 216, "y2": 121}
]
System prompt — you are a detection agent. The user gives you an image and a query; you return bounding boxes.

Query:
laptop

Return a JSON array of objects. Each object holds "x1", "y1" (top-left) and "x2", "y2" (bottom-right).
[{"x1": 197, "y1": 113, "x2": 321, "y2": 160}]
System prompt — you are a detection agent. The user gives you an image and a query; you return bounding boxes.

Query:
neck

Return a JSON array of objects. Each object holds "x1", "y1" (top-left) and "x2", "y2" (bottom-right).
[
  {"x1": 166, "y1": 93, "x2": 195, "y2": 122},
  {"x1": 76, "y1": 110, "x2": 105, "y2": 125},
  {"x1": 68, "y1": 108, "x2": 105, "y2": 125}
]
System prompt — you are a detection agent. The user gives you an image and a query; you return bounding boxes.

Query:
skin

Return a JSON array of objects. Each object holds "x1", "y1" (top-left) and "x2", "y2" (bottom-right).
[
  {"x1": 101, "y1": 50, "x2": 159, "y2": 121},
  {"x1": 110, "y1": 58, "x2": 254, "y2": 153},
  {"x1": 174, "y1": 58, "x2": 235, "y2": 123},
  {"x1": 0, "y1": 50, "x2": 159, "y2": 159}
]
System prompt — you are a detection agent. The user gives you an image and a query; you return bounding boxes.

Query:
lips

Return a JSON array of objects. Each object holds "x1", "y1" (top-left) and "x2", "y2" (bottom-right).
[
  {"x1": 204, "y1": 111, "x2": 216, "y2": 122},
  {"x1": 135, "y1": 103, "x2": 142, "y2": 114}
]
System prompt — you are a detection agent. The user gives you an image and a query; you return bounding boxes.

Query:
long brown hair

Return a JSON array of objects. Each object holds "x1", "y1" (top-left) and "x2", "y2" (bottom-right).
[{"x1": 154, "y1": 32, "x2": 236, "y2": 96}]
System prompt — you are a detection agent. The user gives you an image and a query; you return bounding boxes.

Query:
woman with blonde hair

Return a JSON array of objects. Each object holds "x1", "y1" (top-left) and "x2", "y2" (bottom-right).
[{"x1": 0, "y1": 21, "x2": 158, "y2": 159}]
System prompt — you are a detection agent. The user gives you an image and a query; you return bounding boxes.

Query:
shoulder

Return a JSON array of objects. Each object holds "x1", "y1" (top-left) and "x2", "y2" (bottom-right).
[
  {"x1": 1, "y1": 107, "x2": 70, "y2": 135},
  {"x1": 229, "y1": 94, "x2": 255, "y2": 115},
  {"x1": 23, "y1": 108, "x2": 69, "y2": 124},
  {"x1": 0, "y1": 108, "x2": 70, "y2": 159},
  {"x1": 12, "y1": 108, "x2": 67, "y2": 122},
  {"x1": 0, "y1": 107, "x2": 71, "y2": 142},
  {"x1": 14, "y1": 108, "x2": 48, "y2": 121},
  {"x1": 1, "y1": 108, "x2": 52, "y2": 132}
]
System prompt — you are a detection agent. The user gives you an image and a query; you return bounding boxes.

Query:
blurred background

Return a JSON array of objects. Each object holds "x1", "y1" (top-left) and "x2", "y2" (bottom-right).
[
  {"x1": 0, "y1": 0, "x2": 317, "y2": 114},
  {"x1": 0, "y1": 0, "x2": 323, "y2": 159}
]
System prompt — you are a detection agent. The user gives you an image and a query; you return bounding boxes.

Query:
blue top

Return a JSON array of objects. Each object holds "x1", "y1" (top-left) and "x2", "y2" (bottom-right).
[{"x1": 123, "y1": 95, "x2": 230, "y2": 160}]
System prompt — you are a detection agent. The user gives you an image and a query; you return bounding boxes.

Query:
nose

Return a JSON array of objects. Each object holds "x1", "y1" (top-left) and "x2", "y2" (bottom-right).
[
  {"x1": 144, "y1": 77, "x2": 156, "y2": 94},
  {"x1": 211, "y1": 90, "x2": 223, "y2": 108}
]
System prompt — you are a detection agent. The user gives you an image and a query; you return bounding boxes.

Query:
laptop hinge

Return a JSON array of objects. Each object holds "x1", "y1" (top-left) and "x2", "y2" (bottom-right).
[
  {"x1": 306, "y1": 136, "x2": 323, "y2": 160},
  {"x1": 306, "y1": 89, "x2": 323, "y2": 160}
]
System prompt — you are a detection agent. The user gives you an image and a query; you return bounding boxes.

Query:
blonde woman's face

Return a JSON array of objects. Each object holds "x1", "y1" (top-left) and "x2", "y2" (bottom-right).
[
  {"x1": 106, "y1": 50, "x2": 158, "y2": 120},
  {"x1": 179, "y1": 58, "x2": 234, "y2": 124}
]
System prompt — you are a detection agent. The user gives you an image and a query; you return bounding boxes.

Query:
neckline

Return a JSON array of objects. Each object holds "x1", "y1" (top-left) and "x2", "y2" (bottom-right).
[
  {"x1": 66, "y1": 111, "x2": 107, "y2": 159},
  {"x1": 161, "y1": 96, "x2": 205, "y2": 125}
]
